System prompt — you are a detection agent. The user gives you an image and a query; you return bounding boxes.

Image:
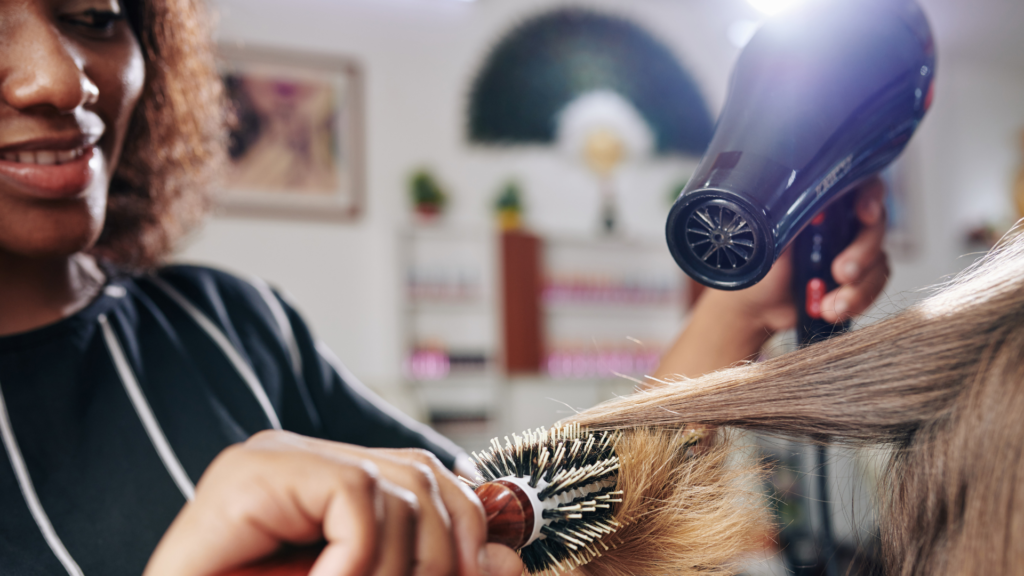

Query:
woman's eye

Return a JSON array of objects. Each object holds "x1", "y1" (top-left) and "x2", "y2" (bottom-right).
[{"x1": 62, "y1": 9, "x2": 125, "y2": 36}]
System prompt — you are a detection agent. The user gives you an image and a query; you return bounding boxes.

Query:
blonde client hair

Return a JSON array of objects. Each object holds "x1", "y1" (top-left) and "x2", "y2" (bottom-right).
[{"x1": 572, "y1": 230, "x2": 1024, "y2": 576}]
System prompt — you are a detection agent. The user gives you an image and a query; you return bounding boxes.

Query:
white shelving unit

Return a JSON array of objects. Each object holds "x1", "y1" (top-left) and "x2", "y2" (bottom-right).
[
  {"x1": 399, "y1": 227, "x2": 689, "y2": 453},
  {"x1": 399, "y1": 226, "x2": 501, "y2": 424},
  {"x1": 541, "y1": 234, "x2": 688, "y2": 381}
]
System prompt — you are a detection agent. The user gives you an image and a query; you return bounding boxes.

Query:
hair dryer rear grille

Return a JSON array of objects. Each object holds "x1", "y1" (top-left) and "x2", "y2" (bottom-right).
[
  {"x1": 667, "y1": 194, "x2": 772, "y2": 290},
  {"x1": 685, "y1": 205, "x2": 755, "y2": 270}
]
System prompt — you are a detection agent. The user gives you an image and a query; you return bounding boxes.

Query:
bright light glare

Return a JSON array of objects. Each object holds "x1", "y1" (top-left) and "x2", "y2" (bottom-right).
[
  {"x1": 746, "y1": 0, "x2": 805, "y2": 15},
  {"x1": 728, "y1": 20, "x2": 761, "y2": 48}
]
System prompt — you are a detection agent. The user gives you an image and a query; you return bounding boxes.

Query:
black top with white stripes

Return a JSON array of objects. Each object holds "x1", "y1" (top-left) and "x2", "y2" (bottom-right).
[{"x1": 0, "y1": 265, "x2": 461, "y2": 576}]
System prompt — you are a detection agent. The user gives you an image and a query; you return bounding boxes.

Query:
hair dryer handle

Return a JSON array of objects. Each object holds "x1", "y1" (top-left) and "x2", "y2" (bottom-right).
[{"x1": 792, "y1": 191, "x2": 861, "y2": 346}]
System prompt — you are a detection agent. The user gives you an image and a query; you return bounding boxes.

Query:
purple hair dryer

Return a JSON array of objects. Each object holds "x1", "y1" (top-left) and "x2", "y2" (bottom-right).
[{"x1": 666, "y1": 0, "x2": 934, "y2": 341}]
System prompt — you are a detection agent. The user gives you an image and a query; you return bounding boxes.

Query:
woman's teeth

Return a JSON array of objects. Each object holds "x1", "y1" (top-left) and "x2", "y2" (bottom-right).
[{"x1": 1, "y1": 148, "x2": 88, "y2": 165}]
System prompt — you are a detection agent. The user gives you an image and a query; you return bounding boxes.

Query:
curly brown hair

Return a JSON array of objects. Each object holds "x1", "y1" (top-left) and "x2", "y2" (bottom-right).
[{"x1": 91, "y1": 0, "x2": 226, "y2": 270}]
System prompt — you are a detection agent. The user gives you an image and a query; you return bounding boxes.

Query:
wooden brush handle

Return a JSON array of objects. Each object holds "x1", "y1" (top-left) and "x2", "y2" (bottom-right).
[
  {"x1": 476, "y1": 480, "x2": 534, "y2": 549},
  {"x1": 222, "y1": 481, "x2": 531, "y2": 576}
]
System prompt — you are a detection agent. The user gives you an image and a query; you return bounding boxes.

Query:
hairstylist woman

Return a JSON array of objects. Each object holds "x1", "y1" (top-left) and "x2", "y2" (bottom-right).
[
  {"x1": 0, "y1": 1, "x2": 523, "y2": 575},
  {"x1": 0, "y1": 1, "x2": 889, "y2": 575}
]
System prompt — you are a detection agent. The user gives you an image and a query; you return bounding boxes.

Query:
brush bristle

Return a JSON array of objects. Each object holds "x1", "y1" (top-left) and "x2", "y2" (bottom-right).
[{"x1": 470, "y1": 424, "x2": 720, "y2": 576}]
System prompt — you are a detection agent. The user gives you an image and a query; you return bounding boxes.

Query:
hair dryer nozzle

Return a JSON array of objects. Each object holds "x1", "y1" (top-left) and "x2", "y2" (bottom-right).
[{"x1": 666, "y1": 190, "x2": 774, "y2": 290}]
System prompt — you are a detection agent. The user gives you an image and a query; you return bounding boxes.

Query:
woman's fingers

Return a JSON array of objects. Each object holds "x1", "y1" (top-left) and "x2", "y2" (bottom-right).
[
  {"x1": 854, "y1": 176, "x2": 886, "y2": 226},
  {"x1": 821, "y1": 251, "x2": 890, "y2": 322},
  {"x1": 365, "y1": 452, "x2": 457, "y2": 576},
  {"x1": 818, "y1": 176, "x2": 889, "y2": 322},
  {"x1": 483, "y1": 543, "x2": 523, "y2": 576},
  {"x1": 368, "y1": 483, "x2": 420, "y2": 576},
  {"x1": 387, "y1": 449, "x2": 494, "y2": 576},
  {"x1": 832, "y1": 177, "x2": 887, "y2": 286},
  {"x1": 310, "y1": 479, "x2": 417, "y2": 576},
  {"x1": 262, "y1": 435, "x2": 465, "y2": 576}
]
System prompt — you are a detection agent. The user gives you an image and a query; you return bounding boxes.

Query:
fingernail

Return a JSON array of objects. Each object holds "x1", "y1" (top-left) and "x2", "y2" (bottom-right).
[
  {"x1": 843, "y1": 261, "x2": 859, "y2": 280},
  {"x1": 479, "y1": 548, "x2": 491, "y2": 576}
]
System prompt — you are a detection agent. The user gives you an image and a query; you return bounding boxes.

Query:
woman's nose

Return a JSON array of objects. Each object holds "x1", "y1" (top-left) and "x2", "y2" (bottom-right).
[{"x1": 1, "y1": 17, "x2": 99, "y2": 114}]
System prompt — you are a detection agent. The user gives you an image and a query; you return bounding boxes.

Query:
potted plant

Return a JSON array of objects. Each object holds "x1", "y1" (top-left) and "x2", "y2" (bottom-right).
[
  {"x1": 409, "y1": 169, "x2": 448, "y2": 219},
  {"x1": 494, "y1": 180, "x2": 524, "y2": 231}
]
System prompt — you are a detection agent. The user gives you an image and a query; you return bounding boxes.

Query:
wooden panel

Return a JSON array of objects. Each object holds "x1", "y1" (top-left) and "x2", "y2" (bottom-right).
[{"x1": 501, "y1": 231, "x2": 544, "y2": 374}]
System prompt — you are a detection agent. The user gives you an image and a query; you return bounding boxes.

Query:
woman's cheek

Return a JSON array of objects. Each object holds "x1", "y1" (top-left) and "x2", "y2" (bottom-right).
[
  {"x1": 99, "y1": 32, "x2": 146, "y2": 174},
  {"x1": 120, "y1": 42, "x2": 146, "y2": 113}
]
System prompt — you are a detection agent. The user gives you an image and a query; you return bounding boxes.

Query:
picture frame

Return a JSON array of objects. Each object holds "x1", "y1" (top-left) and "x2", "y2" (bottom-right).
[{"x1": 216, "y1": 44, "x2": 364, "y2": 220}]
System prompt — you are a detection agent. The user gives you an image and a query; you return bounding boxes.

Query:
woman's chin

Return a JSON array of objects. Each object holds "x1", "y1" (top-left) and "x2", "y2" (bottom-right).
[
  {"x1": 0, "y1": 205, "x2": 105, "y2": 261},
  {"x1": 0, "y1": 178, "x2": 108, "y2": 261}
]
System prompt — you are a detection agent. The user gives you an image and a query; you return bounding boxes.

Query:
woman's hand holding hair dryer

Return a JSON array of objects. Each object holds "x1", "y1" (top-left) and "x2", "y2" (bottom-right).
[{"x1": 657, "y1": 177, "x2": 890, "y2": 379}]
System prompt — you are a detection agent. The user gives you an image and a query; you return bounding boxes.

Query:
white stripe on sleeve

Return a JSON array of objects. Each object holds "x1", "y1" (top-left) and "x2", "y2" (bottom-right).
[
  {"x1": 0, "y1": 380, "x2": 85, "y2": 576},
  {"x1": 246, "y1": 276, "x2": 303, "y2": 381},
  {"x1": 99, "y1": 314, "x2": 196, "y2": 502},
  {"x1": 148, "y1": 276, "x2": 282, "y2": 430}
]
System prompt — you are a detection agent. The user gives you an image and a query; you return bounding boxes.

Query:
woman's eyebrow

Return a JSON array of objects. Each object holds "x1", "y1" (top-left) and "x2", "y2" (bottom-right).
[{"x1": 59, "y1": 0, "x2": 123, "y2": 12}]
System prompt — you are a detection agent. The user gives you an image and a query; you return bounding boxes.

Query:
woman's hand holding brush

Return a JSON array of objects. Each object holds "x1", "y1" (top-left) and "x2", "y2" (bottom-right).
[{"x1": 143, "y1": 430, "x2": 524, "y2": 576}]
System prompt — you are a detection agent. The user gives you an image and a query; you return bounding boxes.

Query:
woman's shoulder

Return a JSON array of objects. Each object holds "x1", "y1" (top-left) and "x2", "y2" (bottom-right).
[
  {"x1": 138, "y1": 264, "x2": 300, "y2": 354},
  {"x1": 154, "y1": 263, "x2": 270, "y2": 298},
  {"x1": 148, "y1": 264, "x2": 283, "y2": 313}
]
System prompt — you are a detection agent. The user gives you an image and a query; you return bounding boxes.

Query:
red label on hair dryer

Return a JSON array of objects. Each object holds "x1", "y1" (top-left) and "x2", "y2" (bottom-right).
[{"x1": 806, "y1": 278, "x2": 826, "y2": 319}]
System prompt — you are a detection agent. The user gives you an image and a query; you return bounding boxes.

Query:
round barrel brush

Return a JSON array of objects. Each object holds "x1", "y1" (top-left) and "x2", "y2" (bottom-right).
[{"x1": 467, "y1": 423, "x2": 625, "y2": 575}]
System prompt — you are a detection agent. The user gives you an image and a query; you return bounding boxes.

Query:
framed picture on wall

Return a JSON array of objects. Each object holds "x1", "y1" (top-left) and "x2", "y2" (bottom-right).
[{"x1": 216, "y1": 44, "x2": 364, "y2": 220}]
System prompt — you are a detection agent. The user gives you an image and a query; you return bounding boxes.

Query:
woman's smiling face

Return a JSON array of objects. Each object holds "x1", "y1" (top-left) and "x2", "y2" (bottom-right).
[{"x1": 0, "y1": 0, "x2": 144, "y2": 260}]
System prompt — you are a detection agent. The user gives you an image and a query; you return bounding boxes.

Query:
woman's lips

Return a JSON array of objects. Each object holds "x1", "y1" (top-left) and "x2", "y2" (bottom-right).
[{"x1": 0, "y1": 146, "x2": 98, "y2": 199}]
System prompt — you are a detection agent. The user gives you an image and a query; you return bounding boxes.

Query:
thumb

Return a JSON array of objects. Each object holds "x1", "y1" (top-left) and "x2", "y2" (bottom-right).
[{"x1": 484, "y1": 543, "x2": 523, "y2": 576}]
